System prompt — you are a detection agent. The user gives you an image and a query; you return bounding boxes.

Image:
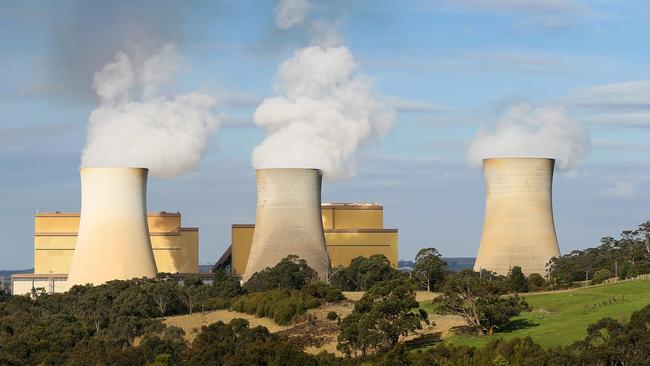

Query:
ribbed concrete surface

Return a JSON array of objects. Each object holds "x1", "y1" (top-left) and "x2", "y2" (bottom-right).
[
  {"x1": 243, "y1": 168, "x2": 330, "y2": 282},
  {"x1": 66, "y1": 167, "x2": 157, "y2": 288},
  {"x1": 473, "y1": 158, "x2": 560, "y2": 275}
]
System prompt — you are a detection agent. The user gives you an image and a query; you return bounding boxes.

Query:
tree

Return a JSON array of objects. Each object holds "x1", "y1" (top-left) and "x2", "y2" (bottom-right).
[
  {"x1": 184, "y1": 318, "x2": 313, "y2": 366},
  {"x1": 527, "y1": 273, "x2": 546, "y2": 292},
  {"x1": 618, "y1": 261, "x2": 638, "y2": 280},
  {"x1": 179, "y1": 277, "x2": 208, "y2": 315},
  {"x1": 211, "y1": 270, "x2": 244, "y2": 298},
  {"x1": 590, "y1": 269, "x2": 613, "y2": 285},
  {"x1": 244, "y1": 255, "x2": 318, "y2": 293},
  {"x1": 507, "y1": 266, "x2": 528, "y2": 293},
  {"x1": 329, "y1": 254, "x2": 403, "y2": 291},
  {"x1": 434, "y1": 270, "x2": 529, "y2": 336},
  {"x1": 412, "y1": 248, "x2": 447, "y2": 291},
  {"x1": 144, "y1": 281, "x2": 178, "y2": 316},
  {"x1": 337, "y1": 279, "x2": 429, "y2": 355}
]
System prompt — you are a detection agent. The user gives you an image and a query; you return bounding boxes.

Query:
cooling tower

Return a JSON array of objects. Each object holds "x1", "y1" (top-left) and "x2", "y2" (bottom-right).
[
  {"x1": 66, "y1": 167, "x2": 157, "y2": 288},
  {"x1": 243, "y1": 168, "x2": 330, "y2": 282},
  {"x1": 473, "y1": 158, "x2": 560, "y2": 275}
]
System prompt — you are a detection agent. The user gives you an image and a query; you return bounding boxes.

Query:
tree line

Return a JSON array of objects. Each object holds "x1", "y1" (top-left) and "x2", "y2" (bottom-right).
[
  {"x1": 2, "y1": 220, "x2": 650, "y2": 364},
  {"x1": 548, "y1": 220, "x2": 650, "y2": 287},
  {"x1": 3, "y1": 260, "x2": 648, "y2": 365}
]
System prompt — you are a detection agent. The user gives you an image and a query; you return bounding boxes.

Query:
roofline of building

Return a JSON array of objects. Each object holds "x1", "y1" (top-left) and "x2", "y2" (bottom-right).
[
  {"x1": 325, "y1": 228, "x2": 398, "y2": 233},
  {"x1": 322, "y1": 203, "x2": 383, "y2": 210},
  {"x1": 35, "y1": 211, "x2": 182, "y2": 217},
  {"x1": 34, "y1": 227, "x2": 198, "y2": 237},
  {"x1": 232, "y1": 224, "x2": 397, "y2": 233},
  {"x1": 12, "y1": 272, "x2": 212, "y2": 279},
  {"x1": 12, "y1": 273, "x2": 68, "y2": 279}
]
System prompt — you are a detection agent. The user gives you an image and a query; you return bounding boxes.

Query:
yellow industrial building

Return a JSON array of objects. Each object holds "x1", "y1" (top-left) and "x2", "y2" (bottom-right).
[
  {"x1": 12, "y1": 212, "x2": 199, "y2": 295},
  {"x1": 216, "y1": 203, "x2": 398, "y2": 278},
  {"x1": 33, "y1": 211, "x2": 199, "y2": 274},
  {"x1": 14, "y1": 203, "x2": 397, "y2": 293}
]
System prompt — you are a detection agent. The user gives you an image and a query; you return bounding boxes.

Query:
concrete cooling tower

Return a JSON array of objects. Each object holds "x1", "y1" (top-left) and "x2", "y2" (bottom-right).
[
  {"x1": 243, "y1": 168, "x2": 330, "y2": 282},
  {"x1": 473, "y1": 158, "x2": 560, "y2": 275},
  {"x1": 66, "y1": 167, "x2": 157, "y2": 288}
]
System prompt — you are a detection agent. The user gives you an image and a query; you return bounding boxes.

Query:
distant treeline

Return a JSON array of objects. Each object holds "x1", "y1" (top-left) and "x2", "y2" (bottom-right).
[
  {"x1": 548, "y1": 221, "x2": 650, "y2": 287},
  {"x1": 399, "y1": 258, "x2": 475, "y2": 272}
]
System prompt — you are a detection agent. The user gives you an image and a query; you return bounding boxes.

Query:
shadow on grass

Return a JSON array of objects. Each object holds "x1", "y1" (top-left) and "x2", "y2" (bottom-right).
[
  {"x1": 498, "y1": 319, "x2": 539, "y2": 333},
  {"x1": 447, "y1": 319, "x2": 539, "y2": 337},
  {"x1": 403, "y1": 332, "x2": 442, "y2": 350}
]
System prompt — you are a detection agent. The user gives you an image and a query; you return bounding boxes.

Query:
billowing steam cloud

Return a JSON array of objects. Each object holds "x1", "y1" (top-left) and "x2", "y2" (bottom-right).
[
  {"x1": 81, "y1": 46, "x2": 219, "y2": 178},
  {"x1": 468, "y1": 103, "x2": 589, "y2": 171},
  {"x1": 253, "y1": 1, "x2": 395, "y2": 180}
]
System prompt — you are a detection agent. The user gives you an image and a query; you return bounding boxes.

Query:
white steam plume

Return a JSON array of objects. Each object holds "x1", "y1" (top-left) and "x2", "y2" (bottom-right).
[
  {"x1": 254, "y1": 1, "x2": 395, "y2": 180},
  {"x1": 252, "y1": 44, "x2": 394, "y2": 180},
  {"x1": 468, "y1": 103, "x2": 589, "y2": 171},
  {"x1": 81, "y1": 46, "x2": 219, "y2": 178},
  {"x1": 274, "y1": 0, "x2": 313, "y2": 29}
]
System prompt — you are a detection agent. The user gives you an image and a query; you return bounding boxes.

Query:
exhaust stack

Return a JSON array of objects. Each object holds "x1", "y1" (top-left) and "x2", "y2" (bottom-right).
[
  {"x1": 243, "y1": 168, "x2": 330, "y2": 282},
  {"x1": 66, "y1": 167, "x2": 157, "y2": 287},
  {"x1": 473, "y1": 158, "x2": 560, "y2": 275}
]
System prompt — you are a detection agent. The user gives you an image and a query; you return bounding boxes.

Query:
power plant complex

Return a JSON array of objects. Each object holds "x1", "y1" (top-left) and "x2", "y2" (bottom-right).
[
  {"x1": 474, "y1": 158, "x2": 561, "y2": 275},
  {"x1": 217, "y1": 202, "x2": 398, "y2": 280},
  {"x1": 11, "y1": 167, "x2": 399, "y2": 295},
  {"x1": 11, "y1": 158, "x2": 563, "y2": 295}
]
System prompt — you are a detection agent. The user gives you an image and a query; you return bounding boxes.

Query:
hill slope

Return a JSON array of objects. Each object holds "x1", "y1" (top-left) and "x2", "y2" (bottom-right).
[{"x1": 445, "y1": 280, "x2": 650, "y2": 348}]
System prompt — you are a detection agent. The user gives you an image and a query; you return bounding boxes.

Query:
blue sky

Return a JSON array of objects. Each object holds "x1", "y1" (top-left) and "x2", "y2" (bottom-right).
[{"x1": 1, "y1": 0, "x2": 650, "y2": 269}]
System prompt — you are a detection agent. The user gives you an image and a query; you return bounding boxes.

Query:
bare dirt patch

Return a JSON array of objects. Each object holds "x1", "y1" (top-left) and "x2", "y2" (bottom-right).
[
  {"x1": 162, "y1": 292, "x2": 460, "y2": 354},
  {"x1": 162, "y1": 310, "x2": 290, "y2": 342}
]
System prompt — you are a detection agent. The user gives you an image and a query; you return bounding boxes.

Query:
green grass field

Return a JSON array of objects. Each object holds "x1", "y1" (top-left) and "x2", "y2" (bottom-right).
[{"x1": 423, "y1": 280, "x2": 650, "y2": 348}]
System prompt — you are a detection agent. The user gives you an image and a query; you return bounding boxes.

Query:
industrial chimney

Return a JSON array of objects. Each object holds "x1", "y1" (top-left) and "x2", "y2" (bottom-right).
[
  {"x1": 243, "y1": 168, "x2": 330, "y2": 282},
  {"x1": 473, "y1": 158, "x2": 560, "y2": 275},
  {"x1": 66, "y1": 167, "x2": 157, "y2": 288}
]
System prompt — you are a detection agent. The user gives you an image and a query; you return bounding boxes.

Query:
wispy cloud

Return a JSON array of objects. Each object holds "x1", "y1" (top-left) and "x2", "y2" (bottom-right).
[
  {"x1": 423, "y1": 0, "x2": 590, "y2": 31},
  {"x1": 365, "y1": 49, "x2": 569, "y2": 75},
  {"x1": 602, "y1": 180, "x2": 640, "y2": 198},
  {"x1": 380, "y1": 95, "x2": 446, "y2": 113},
  {"x1": 593, "y1": 139, "x2": 650, "y2": 151},
  {"x1": 446, "y1": 0, "x2": 585, "y2": 15},
  {"x1": 567, "y1": 80, "x2": 650, "y2": 127},
  {"x1": 567, "y1": 80, "x2": 650, "y2": 110}
]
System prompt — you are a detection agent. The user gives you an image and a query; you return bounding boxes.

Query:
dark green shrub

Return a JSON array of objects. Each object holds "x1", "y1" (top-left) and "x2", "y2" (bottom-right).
[
  {"x1": 591, "y1": 269, "x2": 613, "y2": 285},
  {"x1": 244, "y1": 255, "x2": 318, "y2": 293},
  {"x1": 302, "y1": 282, "x2": 345, "y2": 302},
  {"x1": 203, "y1": 297, "x2": 231, "y2": 310},
  {"x1": 229, "y1": 288, "x2": 330, "y2": 325},
  {"x1": 527, "y1": 273, "x2": 546, "y2": 292},
  {"x1": 326, "y1": 311, "x2": 338, "y2": 321}
]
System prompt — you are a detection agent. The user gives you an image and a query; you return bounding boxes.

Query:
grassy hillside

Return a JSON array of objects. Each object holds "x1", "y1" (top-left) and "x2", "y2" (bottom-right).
[{"x1": 430, "y1": 280, "x2": 650, "y2": 348}]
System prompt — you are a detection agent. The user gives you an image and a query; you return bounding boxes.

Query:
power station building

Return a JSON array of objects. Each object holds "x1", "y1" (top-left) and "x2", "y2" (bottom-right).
[
  {"x1": 214, "y1": 202, "x2": 399, "y2": 280},
  {"x1": 11, "y1": 211, "x2": 198, "y2": 295}
]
